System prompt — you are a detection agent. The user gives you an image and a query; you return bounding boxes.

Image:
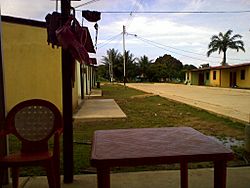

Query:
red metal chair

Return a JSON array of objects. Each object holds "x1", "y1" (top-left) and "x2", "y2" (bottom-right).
[{"x1": 0, "y1": 99, "x2": 63, "y2": 188}]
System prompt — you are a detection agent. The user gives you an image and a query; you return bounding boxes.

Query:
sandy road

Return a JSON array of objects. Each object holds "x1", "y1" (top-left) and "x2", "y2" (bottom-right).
[{"x1": 126, "y1": 83, "x2": 250, "y2": 123}]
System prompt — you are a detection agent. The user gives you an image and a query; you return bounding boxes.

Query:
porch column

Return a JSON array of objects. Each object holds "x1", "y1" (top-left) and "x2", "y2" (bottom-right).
[
  {"x1": 0, "y1": 12, "x2": 8, "y2": 185},
  {"x1": 61, "y1": 0, "x2": 74, "y2": 183}
]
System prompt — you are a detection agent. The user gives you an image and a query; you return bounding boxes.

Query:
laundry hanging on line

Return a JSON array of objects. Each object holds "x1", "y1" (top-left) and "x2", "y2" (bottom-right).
[
  {"x1": 45, "y1": 12, "x2": 90, "y2": 65},
  {"x1": 45, "y1": 12, "x2": 62, "y2": 48}
]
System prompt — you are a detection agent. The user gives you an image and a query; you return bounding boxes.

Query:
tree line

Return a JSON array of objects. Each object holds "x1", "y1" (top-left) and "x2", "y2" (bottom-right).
[
  {"x1": 97, "y1": 29, "x2": 245, "y2": 83},
  {"x1": 97, "y1": 48, "x2": 196, "y2": 83}
]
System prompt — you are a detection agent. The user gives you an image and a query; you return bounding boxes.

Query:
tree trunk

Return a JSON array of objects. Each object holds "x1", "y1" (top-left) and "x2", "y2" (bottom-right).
[{"x1": 222, "y1": 51, "x2": 227, "y2": 66}]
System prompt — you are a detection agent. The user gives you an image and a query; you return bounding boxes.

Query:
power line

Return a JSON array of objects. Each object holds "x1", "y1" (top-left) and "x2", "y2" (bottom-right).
[
  {"x1": 74, "y1": 0, "x2": 101, "y2": 9},
  {"x1": 138, "y1": 38, "x2": 215, "y2": 63},
  {"x1": 97, "y1": 33, "x2": 122, "y2": 49},
  {"x1": 130, "y1": 34, "x2": 219, "y2": 64},
  {"x1": 125, "y1": 0, "x2": 144, "y2": 29},
  {"x1": 91, "y1": 10, "x2": 250, "y2": 14},
  {"x1": 132, "y1": 34, "x2": 250, "y2": 62}
]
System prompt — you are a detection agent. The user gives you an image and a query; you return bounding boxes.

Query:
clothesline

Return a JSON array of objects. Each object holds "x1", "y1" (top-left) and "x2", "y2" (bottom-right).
[{"x1": 74, "y1": 10, "x2": 250, "y2": 14}]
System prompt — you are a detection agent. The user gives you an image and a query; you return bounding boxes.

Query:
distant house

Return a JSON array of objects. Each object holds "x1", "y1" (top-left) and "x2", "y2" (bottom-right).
[
  {"x1": 1, "y1": 15, "x2": 97, "y2": 112},
  {"x1": 185, "y1": 63, "x2": 250, "y2": 89}
]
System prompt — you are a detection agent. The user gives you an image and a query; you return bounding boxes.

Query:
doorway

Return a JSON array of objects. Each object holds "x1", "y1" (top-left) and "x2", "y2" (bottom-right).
[
  {"x1": 230, "y1": 71, "x2": 237, "y2": 87},
  {"x1": 198, "y1": 72, "x2": 204, "y2": 85}
]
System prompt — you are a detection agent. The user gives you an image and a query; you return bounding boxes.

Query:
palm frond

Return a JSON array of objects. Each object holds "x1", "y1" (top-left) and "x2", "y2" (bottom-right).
[{"x1": 207, "y1": 29, "x2": 245, "y2": 61}]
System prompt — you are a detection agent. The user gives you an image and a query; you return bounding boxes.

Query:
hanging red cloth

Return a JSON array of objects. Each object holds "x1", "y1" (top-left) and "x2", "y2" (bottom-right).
[{"x1": 56, "y1": 17, "x2": 89, "y2": 64}]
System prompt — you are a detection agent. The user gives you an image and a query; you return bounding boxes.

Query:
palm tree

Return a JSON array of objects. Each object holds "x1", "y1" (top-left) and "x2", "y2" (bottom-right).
[
  {"x1": 136, "y1": 55, "x2": 153, "y2": 79},
  {"x1": 207, "y1": 29, "x2": 245, "y2": 66},
  {"x1": 119, "y1": 50, "x2": 137, "y2": 81},
  {"x1": 102, "y1": 48, "x2": 121, "y2": 81}
]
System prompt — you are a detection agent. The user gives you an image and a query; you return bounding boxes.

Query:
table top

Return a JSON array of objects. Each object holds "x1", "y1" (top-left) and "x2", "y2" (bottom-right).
[{"x1": 91, "y1": 127, "x2": 234, "y2": 167}]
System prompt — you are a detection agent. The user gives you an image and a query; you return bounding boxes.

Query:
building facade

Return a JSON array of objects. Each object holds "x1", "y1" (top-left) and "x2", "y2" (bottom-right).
[
  {"x1": 2, "y1": 15, "x2": 97, "y2": 112},
  {"x1": 185, "y1": 63, "x2": 250, "y2": 89}
]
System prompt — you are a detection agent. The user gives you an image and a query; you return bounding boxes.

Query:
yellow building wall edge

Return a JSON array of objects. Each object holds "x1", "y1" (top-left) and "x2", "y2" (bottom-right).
[
  {"x1": 2, "y1": 22, "x2": 63, "y2": 112},
  {"x1": 209, "y1": 70, "x2": 220, "y2": 86}
]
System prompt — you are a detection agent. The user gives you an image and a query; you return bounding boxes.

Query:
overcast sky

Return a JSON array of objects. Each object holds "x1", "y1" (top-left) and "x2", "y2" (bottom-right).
[{"x1": 1, "y1": 0, "x2": 250, "y2": 67}]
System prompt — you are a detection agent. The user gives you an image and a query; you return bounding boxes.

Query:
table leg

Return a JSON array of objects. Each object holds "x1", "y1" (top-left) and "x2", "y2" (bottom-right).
[
  {"x1": 97, "y1": 168, "x2": 110, "y2": 188},
  {"x1": 214, "y1": 161, "x2": 227, "y2": 188},
  {"x1": 180, "y1": 162, "x2": 188, "y2": 188}
]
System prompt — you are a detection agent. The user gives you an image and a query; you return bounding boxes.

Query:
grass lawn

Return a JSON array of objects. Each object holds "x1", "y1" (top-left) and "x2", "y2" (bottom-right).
[
  {"x1": 11, "y1": 83, "x2": 249, "y2": 176},
  {"x1": 73, "y1": 83, "x2": 249, "y2": 174}
]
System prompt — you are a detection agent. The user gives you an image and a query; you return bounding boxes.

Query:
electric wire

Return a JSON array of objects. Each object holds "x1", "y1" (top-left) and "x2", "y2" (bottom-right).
[
  {"x1": 125, "y1": 0, "x2": 144, "y2": 29},
  {"x1": 129, "y1": 34, "x2": 219, "y2": 64},
  {"x1": 74, "y1": 0, "x2": 101, "y2": 9},
  {"x1": 97, "y1": 33, "x2": 122, "y2": 49},
  {"x1": 97, "y1": 10, "x2": 250, "y2": 14},
  {"x1": 127, "y1": 33, "x2": 250, "y2": 62}
]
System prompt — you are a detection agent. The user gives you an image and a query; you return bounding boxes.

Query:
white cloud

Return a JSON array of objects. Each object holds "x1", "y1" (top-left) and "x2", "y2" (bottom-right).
[{"x1": 1, "y1": 0, "x2": 250, "y2": 67}]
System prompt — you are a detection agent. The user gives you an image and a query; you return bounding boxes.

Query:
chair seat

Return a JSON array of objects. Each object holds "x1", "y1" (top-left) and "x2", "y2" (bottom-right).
[
  {"x1": 0, "y1": 99, "x2": 63, "y2": 188},
  {"x1": 0, "y1": 151, "x2": 53, "y2": 166}
]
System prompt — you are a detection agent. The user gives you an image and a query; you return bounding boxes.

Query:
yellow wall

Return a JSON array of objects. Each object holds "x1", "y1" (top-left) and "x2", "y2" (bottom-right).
[
  {"x1": 2, "y1": 22, "x2": 62, "y2": 112},
  {"x1": 236, "y1": 66, "x2": 250, "y2": 88},
  {"x1": 209, "y1": 70, "x2": 221, "y2": 86},
  {"x1": 72, "y1": 63, "x2": 80, "y2": 110},
  {"x1": 188, "y1": 65, "x2": 250, "y2": 88},
  {"x1": 221, "y1": 69, "x2": 230, "y2": 88}
]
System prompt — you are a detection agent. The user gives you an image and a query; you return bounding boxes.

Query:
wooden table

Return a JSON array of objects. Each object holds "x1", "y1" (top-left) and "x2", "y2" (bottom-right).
[{"x1": 91, "y1": 127, "x2": 234, "y2": 188}]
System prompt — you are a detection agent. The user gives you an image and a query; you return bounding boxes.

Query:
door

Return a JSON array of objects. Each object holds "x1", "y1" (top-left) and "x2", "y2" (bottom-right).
[
  {"x1": 230, "y1": 71, "x2": 237, "y2": 87},
  {"x1": 198, "y1": 72, "x2": 204, "y2": 85}
]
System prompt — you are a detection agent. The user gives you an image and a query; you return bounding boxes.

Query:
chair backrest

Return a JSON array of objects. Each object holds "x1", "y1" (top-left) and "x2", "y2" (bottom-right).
[{"x1": 6, "y1": 99, "x2": 62, "y2": 153}]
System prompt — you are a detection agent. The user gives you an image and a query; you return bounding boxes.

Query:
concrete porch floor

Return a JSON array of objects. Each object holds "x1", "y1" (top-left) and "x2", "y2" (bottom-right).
[
  {"x1": 73, "y1": 99, "x2": 127, "y2": 121},
  {"x1": 5, "y1": 167, "x2": 250, "y2": 188}
]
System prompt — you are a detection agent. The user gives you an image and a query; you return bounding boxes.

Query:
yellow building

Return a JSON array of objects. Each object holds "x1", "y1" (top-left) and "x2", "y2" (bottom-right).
[
  {"x1": 2, "y1": 15, "x2": 97, "y2": 112},
  {"x1": 185, "y1": 63, "x2": 250, "y2": 89}
]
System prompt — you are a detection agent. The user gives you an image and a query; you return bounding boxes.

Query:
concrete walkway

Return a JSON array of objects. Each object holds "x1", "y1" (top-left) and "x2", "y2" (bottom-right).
[
  {"x1": 8, "y1": 167, "x2": 250, "y2": 188},
  {"x1": 126, "y1": 83, "x2": 250, "y2": 123},
  {"x1": 74, "y1": 99, "x2": 126, "y2": 121},
  {"x1": 86, "y1": 89, "x2": 103, "y2": 98}
]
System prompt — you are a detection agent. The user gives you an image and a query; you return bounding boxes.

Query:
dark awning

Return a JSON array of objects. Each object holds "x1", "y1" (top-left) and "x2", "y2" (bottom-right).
[
  {"x1": 89, "y1": 58, "x2": 97, "y2": 65},
  {"x1": 83, "y1": 26, "x2": 96, "y2": 53}
]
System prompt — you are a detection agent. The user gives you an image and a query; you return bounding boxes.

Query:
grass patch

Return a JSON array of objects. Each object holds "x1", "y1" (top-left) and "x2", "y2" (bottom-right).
[
  {"x1": 72, "y1": 83, "x2": 248, "y2": 174},
  {"x1": 9, "y1": 83, "x2": 249, "y2": 176}
]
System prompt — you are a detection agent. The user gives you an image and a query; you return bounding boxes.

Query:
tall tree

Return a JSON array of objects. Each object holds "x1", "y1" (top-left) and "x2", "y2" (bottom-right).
[
  {"x1": 154, "y1": 54, "x2": 183, "y2": 81},
  {"x1": 207, "y1": 29, "x2": 245, "y2": 66},
  {"x1": 136, "y1": 55, "x2": 153, "y2": 80},
  {"x1": 101, "y1": 48, "x2": 121, "y2": 81},
  {"x1": 119, "y1": 50, "x2": 137, "y2": 81}
]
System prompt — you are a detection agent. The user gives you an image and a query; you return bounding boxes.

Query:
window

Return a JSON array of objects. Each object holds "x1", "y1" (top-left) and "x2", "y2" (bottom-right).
[
  {"x1": 213, "y1": 71, "x2": 216, "y2": 80},
  {"x1": 241, "y1": 69, "x2": 245, "y2": 80},
  {"x1": 206, "y1": 72, "x2": 209, "y2": 80}
]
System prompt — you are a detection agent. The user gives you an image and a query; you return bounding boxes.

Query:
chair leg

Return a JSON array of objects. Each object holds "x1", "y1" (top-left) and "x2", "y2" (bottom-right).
[
  {"x1": 45, "y1": 161, "x2": 56, "y2": 188},
  {"x1": 54, "y1": 159, "x2": 61, "y2": 188},
  {"x1": 11, "y1": 167, "x2": 19, "y2": 188},
  {"x1": 0, "y1": 167, "x2": 9, "y2": 188},
  {"x1": 0, "y1": 167, "x2": 4, "y2": 188}
]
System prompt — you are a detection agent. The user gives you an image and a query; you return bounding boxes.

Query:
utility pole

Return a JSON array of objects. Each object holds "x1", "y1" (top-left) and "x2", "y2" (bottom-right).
[
  {"x1": 110, "y1": 57, "x2": 113, "y2": 82},
  {"x1": 61, "y1": 0, "x2": 74, "y2": 183},
  {"x1": 0, "y1": 10, "x2": 8, "y2": 185},
  {"x1": 123, "y1": 25, "x2": 126, "y2": 86}
]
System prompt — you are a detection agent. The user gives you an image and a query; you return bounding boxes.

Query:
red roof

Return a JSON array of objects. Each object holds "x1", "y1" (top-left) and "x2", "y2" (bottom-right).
[
  {"x1": 190, "y1": 62, "x2": 250, "y2": 72},
  {"x1": 82, "y1": 26, "x2": 96, "y2": 54}
]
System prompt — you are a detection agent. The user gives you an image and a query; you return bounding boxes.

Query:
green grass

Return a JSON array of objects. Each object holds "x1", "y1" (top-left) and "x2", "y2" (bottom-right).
[
  {"x1": 10, "y1": 83, "x2": 249, "y2": 176},
  {"x1": 71, "y1": 83, "x2": 248, "y2": 174}
]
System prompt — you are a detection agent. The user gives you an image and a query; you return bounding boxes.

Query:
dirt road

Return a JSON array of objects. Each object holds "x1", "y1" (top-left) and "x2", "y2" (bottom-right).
[{"x1": 126, "y1": 83, "x2": 250, "y2": 123}]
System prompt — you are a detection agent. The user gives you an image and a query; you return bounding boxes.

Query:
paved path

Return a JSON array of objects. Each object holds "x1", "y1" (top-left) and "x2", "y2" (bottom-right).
[
  {"x1": 74, "y1": 99, "x2": 127, "y2": 121},
  {"x1": 16, "y1": 167, "x2": 250, "y2": 188},
  {"x1": 126, "y1": 83, "x2": 250, "y2": 123}
]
